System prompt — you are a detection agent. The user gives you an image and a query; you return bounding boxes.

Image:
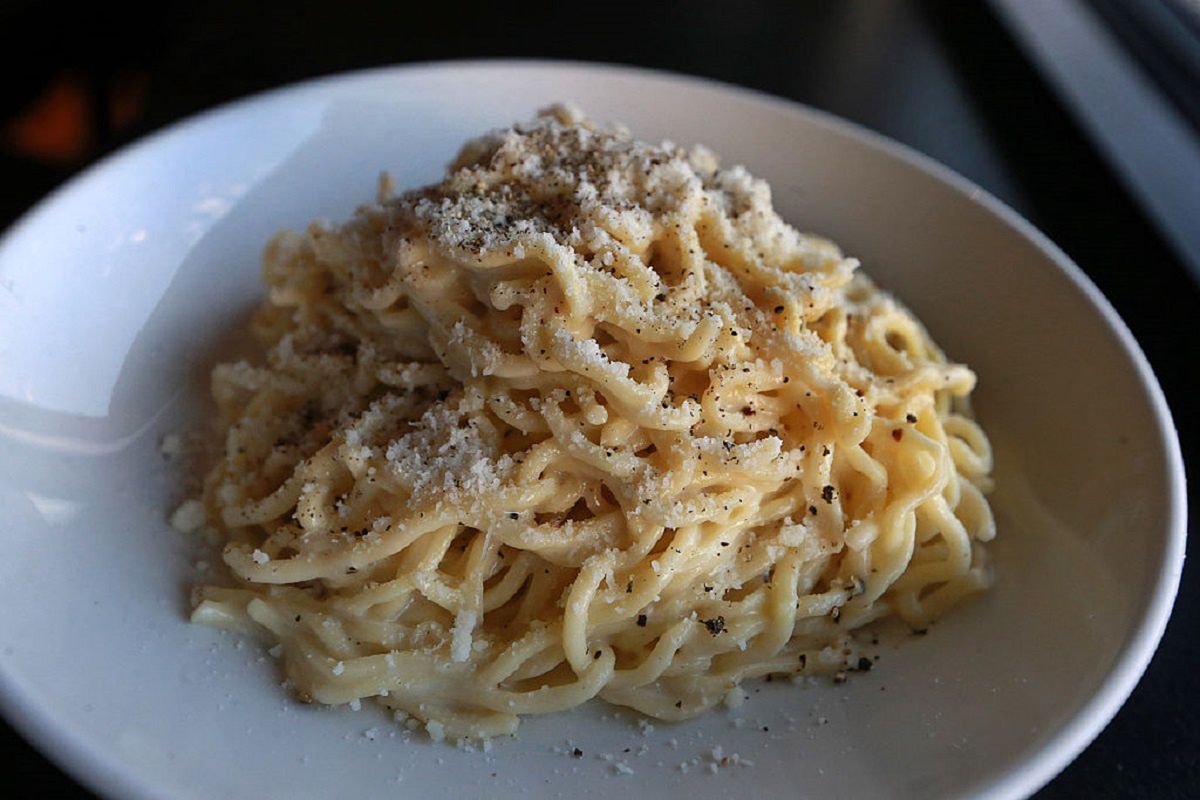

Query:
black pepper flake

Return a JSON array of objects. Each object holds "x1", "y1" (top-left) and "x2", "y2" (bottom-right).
[
  {"x1": 702, "y1": 616, "x2": 726, "y2": 635},
  {"x1": 906, "y1": 413, "x2": 918, "y2": 423},
  {"x1": 822, "y1": 485, "x2": 835, "y2": 503},
  {"x1": 675, "y1": 701, "x2": 683, "y2": 709},
  {"x1": 856, "y1": 657, "x2": 873, "y2": 671},
  {"x1": 593, "y1": 650, "x2": 602, "y2": 659},
  {"x1": 508, "y1": 512, "x2": 519, "y2": 520},
  {"x1": 626, "y1": 579, "x2": 633, "y2": 593},
  {"x1": 572, "y1": 748, "x2": 584, "y2": 758},
  {"x1": 891, "y1": 429, "x2": 903, "y2": 442},
  {"x1": 773, "y1": 305, "x2": 784, "y2": 313},
  {"x1": 636, "y1": 614, "x2": 648, "y2": 627},
  {"x1": 913, "y1": 628, "x2": 928, "y2": 636},
  {"x1": 798, "y1": 653, "x2": 807, "y2": 668},
  {"x1": 809, "y1": 505, "x2": 818, "y2": 515}
]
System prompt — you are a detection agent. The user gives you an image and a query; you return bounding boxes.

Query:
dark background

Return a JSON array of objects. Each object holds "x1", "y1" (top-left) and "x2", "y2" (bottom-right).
[{"x1": 2, "y1": 1, "x2": 1196, "y2": 797}]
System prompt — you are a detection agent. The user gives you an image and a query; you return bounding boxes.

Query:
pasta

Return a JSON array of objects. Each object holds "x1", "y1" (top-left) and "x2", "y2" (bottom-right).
[{"x1": 187, "y1": 106, "x2": 996, "y2": 740}]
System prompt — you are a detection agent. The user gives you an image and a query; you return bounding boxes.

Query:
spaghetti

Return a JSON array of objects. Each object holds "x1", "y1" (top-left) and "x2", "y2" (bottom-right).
[{"x1": 189, "y1": 106, "x2": 996, "y2": 740}]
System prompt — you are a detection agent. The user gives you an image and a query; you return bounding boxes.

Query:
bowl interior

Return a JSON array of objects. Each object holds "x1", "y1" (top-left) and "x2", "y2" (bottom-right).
[{"x1": 0, "y1": 63, "x2": 1181, "y2": 800}]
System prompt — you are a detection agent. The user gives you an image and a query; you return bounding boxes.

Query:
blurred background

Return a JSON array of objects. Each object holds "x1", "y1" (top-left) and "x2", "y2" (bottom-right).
[{"x1": 2, "y1": 0, "x2": 1196, "y2": 796}]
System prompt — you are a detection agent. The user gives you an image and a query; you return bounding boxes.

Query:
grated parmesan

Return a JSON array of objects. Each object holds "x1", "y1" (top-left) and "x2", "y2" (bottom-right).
[{"x1": 169, "y1": 499, "x2": 206, "y2": 534}]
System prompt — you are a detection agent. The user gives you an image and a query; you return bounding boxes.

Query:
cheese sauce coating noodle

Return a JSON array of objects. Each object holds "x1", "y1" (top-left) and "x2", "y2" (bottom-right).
[{"x1": 190, "y1": 106, "x2": 996, "y2": 739}]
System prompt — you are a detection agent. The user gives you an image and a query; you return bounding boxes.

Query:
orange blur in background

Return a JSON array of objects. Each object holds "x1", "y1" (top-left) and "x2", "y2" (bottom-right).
[{"x1": 3, "y1": 70, "x2": 147, "y2": 165}]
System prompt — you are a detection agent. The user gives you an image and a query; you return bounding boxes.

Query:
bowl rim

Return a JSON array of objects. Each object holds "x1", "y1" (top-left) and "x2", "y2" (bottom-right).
[{"x1": 0, "y1": 58, "x2": 1187, "y2": 800}]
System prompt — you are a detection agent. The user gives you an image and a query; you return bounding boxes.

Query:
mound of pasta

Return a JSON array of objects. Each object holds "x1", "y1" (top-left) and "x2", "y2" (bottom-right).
[{"x1": 190, "y1": 106, "x2": 996, "y2": 740}]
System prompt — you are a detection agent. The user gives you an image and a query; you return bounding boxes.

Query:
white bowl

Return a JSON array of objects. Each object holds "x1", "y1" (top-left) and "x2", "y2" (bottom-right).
[{"x1": 0, "y1": 61, "x2": 1185, "y2": 800}]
